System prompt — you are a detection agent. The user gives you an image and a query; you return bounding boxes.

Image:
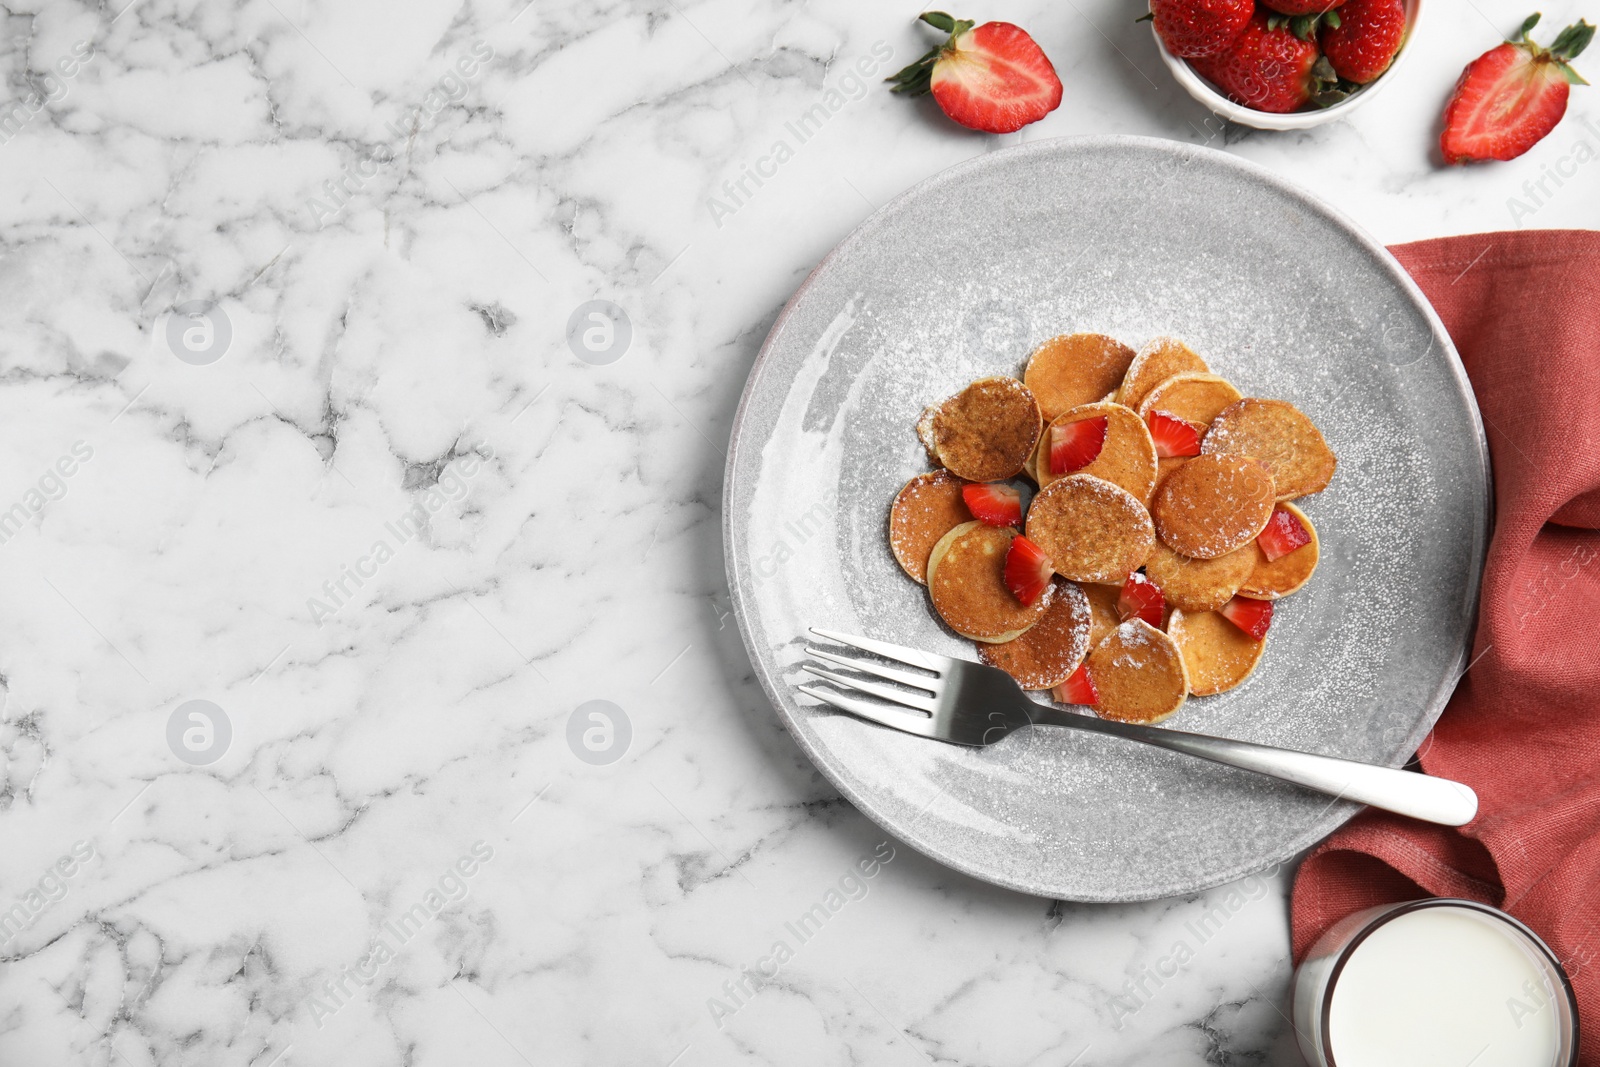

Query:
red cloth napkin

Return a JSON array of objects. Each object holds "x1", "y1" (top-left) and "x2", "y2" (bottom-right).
[{"x1": 1291, "y1": 229, "x2": 1600, "y2": 1061}]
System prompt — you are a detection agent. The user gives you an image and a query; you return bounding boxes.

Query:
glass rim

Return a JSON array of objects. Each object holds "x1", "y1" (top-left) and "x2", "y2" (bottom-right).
[{"x1": 1316, "y1": 897, "x2": 1580, "y2": 1067}]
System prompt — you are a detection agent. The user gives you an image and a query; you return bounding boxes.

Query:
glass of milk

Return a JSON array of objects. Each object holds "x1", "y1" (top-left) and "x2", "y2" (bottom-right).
[{"x1": 1291, "y1": 898, "x2": 1577, "y2": 1067}]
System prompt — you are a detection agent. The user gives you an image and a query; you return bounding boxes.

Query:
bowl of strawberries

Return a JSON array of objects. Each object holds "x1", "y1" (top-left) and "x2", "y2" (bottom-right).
[{"x1": 1150, "y1": 0, "x2": 1419, "y2": 127}]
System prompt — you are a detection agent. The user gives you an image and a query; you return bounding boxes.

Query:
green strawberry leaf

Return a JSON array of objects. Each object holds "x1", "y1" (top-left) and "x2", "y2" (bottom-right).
[{"x1": 1549, "y1": 18, "x2": 1595, "y2": 61}]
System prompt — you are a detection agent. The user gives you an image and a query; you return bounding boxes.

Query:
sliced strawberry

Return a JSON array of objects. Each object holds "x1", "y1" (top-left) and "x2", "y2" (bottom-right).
[
  {"x1": 886, "y1": 13, "x2": 1063, "y2": 134},
  {"x1": 1050, "y1": 416, "x2": 1108, "y2": 475},
  {"x1": 1257, "y1": 507, "x2": 1312, "y2": 561},
  {"x1": 1052, "y1": 662, "x2": 1099, "y2": 706},
  {"x1": 1441, "y1": 14, "x2": 1594, "y2": 164},
  {"x1": 1146, "y1": 410, "x2": 1202, "y2": 458},
  {"x1": 1118, "y1": 571, "x2": 1166, "y2": 628},
  {"x1": 1004, "y1": 534, "x2": 1054, "y2": 606},
  {"x1": 1219, "y1": 595, "x2": 1274, "y2": 640},
  {"x1": 961, "y1": 482, "x2": 1022, "y2": 526}
]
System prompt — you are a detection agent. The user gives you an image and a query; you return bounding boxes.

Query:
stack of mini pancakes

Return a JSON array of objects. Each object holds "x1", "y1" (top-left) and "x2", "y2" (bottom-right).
[{"x1": 889, "y1": 333, "x2": 1335, "y2": 725}]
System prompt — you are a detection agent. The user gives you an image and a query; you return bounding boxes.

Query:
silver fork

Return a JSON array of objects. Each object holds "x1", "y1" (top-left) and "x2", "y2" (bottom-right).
[{"x1": 798, "y1": 627, "x2": 1477, "y2": 827}]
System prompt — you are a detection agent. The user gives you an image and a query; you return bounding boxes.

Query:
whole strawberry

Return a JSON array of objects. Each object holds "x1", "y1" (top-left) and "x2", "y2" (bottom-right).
[
  {"x1": 1441, "y1": 13, "x2": 1594, "y2": 163},
  {"x1": 1320, "y1": 0, "x2": 1407, "y2": 83},
  {"x1": 887, "y1": 11, "x2": 1063, "y2": 133},
  {"x1": 1150, "y1": 0, "x2": 1254, "y2": 58},
  {"x1": 1190, "y1": 9, "x2": 1340, "y2": 112},
  {"x1": 1260, "y1": 0, "x2": 1344, "y2": 16}
]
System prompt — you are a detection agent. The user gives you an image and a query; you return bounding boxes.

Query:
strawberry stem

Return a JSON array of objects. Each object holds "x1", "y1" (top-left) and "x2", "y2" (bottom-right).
[
  {"x1": 885, "y1": 11, "x2": 976, "y2": 96},
  {"x1": 1510, "y1": 13, "x2": 1594, "y2": 87}
]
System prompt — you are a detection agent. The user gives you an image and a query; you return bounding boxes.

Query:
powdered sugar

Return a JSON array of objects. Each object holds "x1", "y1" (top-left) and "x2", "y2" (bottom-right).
[{"x1": 725, "y1": 138, "x2": 1487, "y2": 900}]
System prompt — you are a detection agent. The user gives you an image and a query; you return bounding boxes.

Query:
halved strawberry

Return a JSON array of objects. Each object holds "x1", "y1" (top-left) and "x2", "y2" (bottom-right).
[
  {"x1": 886, "y1": 12, "x2": 1064, "y2": 134},
  {"x1": 1257, "y1": 507, "x2": 1312, "y2": 561},
  {"x1": 1118, "y1": 571, "x2": 1166, "y2": 627},
  {"x1": 1050, "y1": 416, "x2": 1108, "y2": 475},
  {"x1": 1004, "y1": 534, "x2": 1054, "y2": 606},
  {"x1": 961, "y1": 482, "x2": 1022, "y2": 526},
  {"x1": 1146, "y1": 410, "x2": 1203, "y2": 458},
  {"x1": 1052, "y1": 662, "x2": 1099, "y2": 705},
  {"x1": 1219, "y1": 595, "x2": 1274, "y2": 640},
  {"x1": 1440, "y1": 13, "x2": 1593, "y2": 164}
]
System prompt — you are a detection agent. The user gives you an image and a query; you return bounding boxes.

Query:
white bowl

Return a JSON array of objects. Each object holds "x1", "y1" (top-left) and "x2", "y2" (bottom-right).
[{"x1": 1154, "y1": 0, "x2": 1423, "y2": 129}]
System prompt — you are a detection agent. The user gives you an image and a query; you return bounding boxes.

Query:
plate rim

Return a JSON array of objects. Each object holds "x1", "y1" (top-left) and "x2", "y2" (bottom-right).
[{"x1": 720, "y1": 133, "x2": 1492, "y2": 902}]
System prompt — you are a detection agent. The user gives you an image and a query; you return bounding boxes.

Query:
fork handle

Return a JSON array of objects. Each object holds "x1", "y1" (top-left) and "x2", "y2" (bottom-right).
[{"x1": 1032, "y1": 708, "x2": 1477, "y2": 827}]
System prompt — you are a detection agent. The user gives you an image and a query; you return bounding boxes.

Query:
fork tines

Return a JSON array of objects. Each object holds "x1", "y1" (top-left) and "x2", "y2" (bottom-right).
[{"x1": 796, "y1": 628, "x2": 948, "y2": 737}]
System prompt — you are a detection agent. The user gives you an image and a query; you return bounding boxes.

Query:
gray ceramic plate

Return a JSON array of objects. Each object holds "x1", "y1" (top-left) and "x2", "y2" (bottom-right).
[{"x1": 723, "y1": 136, "x2": 1489, "y2": 902}]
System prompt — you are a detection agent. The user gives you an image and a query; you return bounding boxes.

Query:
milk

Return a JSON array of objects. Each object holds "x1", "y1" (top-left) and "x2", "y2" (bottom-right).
[{"x1": 1325, "y1": 905, "x2": 1565, "y2": 1067}]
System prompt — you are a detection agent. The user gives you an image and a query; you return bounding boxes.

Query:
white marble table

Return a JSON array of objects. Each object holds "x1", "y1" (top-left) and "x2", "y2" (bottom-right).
[{"x1": 0, "y1": 0, "x2": 1593, "y2": 1062}]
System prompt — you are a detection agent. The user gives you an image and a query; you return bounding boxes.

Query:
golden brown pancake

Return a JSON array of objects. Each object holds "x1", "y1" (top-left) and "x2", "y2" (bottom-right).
[
  {"x1": 1239, "y1": 501, "x2": 1320, "y2": 599},
  {"x1": 1151, "y1": 454, "x2": 1275, "y2": 560},
  {"x1": 1203, "y1": 398, "x2": 1337, "y2": 500},
  {"x1": 1085, "y1": 619, "x2": 1189, "y2": 723},
  {"x1": 1168, "y1": 608, "x2": 1266, "y2": 696},
  {"x1": 1119, "y1": 337, "x2": 1209, "y2": 412},
  {"x1": 978, "y1": 578, "x2": 1091, "y2": 689},
  {"x1": 1024, "y1": 474, "x2": 1155, "y2": 584},
  {"x1": 1136, "y1": 373, "x2": 1243, "y2": 430},
  {"x1": 927, "y1": 377, "x2": 1041, "y2": 482},
  {"x1": 1155, "y1": 456, "x2": 1188, "y2": 490},
  {"x1": 915, "y1": 404, "x2": 941, "y2": 464},
  {"x1": 927, "y1": 521, "x2": 1052, "y2": 642},
  {"x1": 1082, "y1": 582, "x2": 1122, "y2": 648},
  {"x1": 1034, "y1": 401, "x2": 1158, "y2": 502},
  {"x1": 889, "y1": 470, "x2": 971, "y2": 584},
  {"x1": 1023, "y1": 333, "x2": 1136, "y2": 423},
  {"x1": 1143, "y1": 540, "x2": 1256, "y2": 613}
]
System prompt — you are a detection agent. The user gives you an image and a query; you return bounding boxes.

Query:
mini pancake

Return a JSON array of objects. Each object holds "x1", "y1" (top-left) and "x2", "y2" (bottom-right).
[
  {"x1": 1024, "y1": 474, "x2": 1156, "y2": 584},
  {"x1": 1024, "y1": 333, "x2": 1136, "y2": 423},
  {"x1": 1203, "y1": 397, "x2": 1337, "y2": 499},
  {"x1": 1168, "y1": 608, "x2": 1266, "y2": 696},
  {"x1": 889, "y1": 470, "x2": 971, "y2": 584},
  {"x1": 1034, "y1": 401, "x2": 1158, "y2": 502},
  {"x1": 1143, "y1": 540, "x2": 1256, "y2": 613},
  {"x1": 978, "y1": 578, "x2": 1091, "y2": 689},
  {"x1": 928, "y1": 377, "x2": 1041, "y2": 482},
  {"x1": 1085, "y1": 619, "x2": 1188, "y2": 724},
  {"x1": 1155, "y1": 456, "x2": 1189, "y2": 491},
  {"x1": 1136, "y1": 372, "x2": 1243, "y2": 429},
  {"x1": 915, "y1": 405, "x2": 941, "y2": 465},
  {"x1": 927, "y1": 521, "x2": 1052, "y2": 642},
  {"x1": 1239, "y1": 501, "x2": 1320, "y2": 599},
  {"x1": 1119, "y1": 337, "x2": 1209, "y2": 412},
  {"x1": 1082, "y1": 582, "x2": 1122, "y2": 648},
  {"x1": 1152, "y1": 454, "x2": 1276, "y2": 560}
]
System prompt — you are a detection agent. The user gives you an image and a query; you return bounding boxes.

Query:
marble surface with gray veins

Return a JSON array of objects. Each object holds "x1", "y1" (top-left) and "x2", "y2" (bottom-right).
[{"x1": 0, "y1": 0, "x2": 1592, "y2": 1062}]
